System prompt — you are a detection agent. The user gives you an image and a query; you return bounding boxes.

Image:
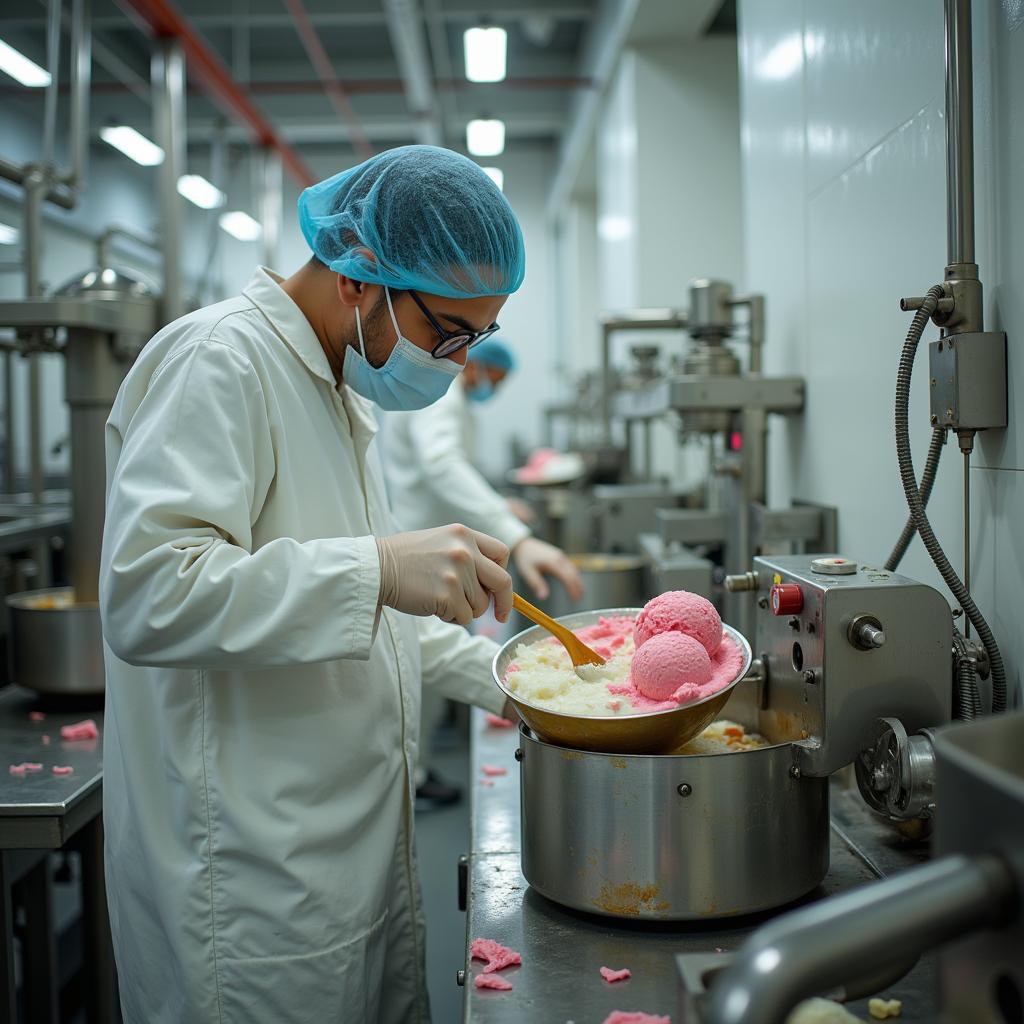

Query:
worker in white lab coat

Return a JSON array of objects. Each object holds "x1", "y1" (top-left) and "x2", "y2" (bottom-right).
[
  {"x1": 99, "y1": 146, "x2": 527, "y2": 1024},
  {"x1": 382, "y1": 337, "x2": 583, "y2": 808}
]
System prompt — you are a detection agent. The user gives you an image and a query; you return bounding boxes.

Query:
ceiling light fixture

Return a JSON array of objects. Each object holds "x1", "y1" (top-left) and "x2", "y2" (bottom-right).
[
  {"x1": 464, "y1": 26, "x2": 507, "y2": 83},
  {"x1": 0, "y1": 38, "x2": 51, "y2": 88},
  {"x1": 177, "y1": 174, "x2": 226, "y2": 210},
  {"x1": 219, "y1": 211, "x2": 262, "y2": 241},
  {"x1": 481, "y1": 167, "x2": 504, "y2": 192},
  {"x1": 0, "y1": 223, "x2": 19, "y2": 245},
  {"x1": 100, "y1": 125, "x2": 165, "y2": 166},
  {"x1": 466, "y1": 118, "x2": 505, "y2": 157}
]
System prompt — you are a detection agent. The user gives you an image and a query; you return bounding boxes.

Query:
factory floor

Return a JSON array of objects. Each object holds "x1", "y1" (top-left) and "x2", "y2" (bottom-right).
[{"x1": 415, "y1": 713, "x2": 474, "y2": 1024}]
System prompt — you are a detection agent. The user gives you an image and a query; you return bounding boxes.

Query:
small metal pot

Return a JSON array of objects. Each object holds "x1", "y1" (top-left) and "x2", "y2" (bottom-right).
[
  {"x1": 493, "y1": 607, "x2": 752, "y2": 755},
  {"x1": 7, "y1": 587, "x2": 105, "y2": 695},
  {"x1": 543, "y1": 553, "x2": 649, "y2": 620}
]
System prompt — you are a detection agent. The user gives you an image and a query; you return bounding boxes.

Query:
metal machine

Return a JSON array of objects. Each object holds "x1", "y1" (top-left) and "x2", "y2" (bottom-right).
[
  {"x1": 678, "y1": 710, "x2": 1023, "y2": 1024},
  {"x1": 597, "y1": 281, "x2": 835, "y2": 637},
  {"x1": 1, "y1": 269, "x2": 158, "y2": 694},
  {"x1": 500, "y1": 553, "x2": 955, "y2": 922}
]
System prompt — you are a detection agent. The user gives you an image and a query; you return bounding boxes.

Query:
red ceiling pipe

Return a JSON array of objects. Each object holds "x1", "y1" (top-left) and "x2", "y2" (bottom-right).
[
  {"x1": 117, "y1": 0, "x2": 317, "y2": 187},
  {"x1": 280, "y1": 0, "x2": 374, "y2": 160}
]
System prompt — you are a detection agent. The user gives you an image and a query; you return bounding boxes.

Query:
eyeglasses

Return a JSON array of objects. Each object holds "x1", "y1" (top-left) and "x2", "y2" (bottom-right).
[{"x1": 407, "y1": 289, "x2": 500, "y2": 359}]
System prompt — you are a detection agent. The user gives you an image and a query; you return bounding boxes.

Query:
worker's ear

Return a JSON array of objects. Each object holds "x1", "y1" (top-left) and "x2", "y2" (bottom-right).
[{"x1": 336, "y1": 274, "x2": 368, "y2": 308}]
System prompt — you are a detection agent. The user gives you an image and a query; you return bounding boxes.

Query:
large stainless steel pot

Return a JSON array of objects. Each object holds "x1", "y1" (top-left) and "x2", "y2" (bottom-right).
[
  {"x1": 493, "y1": 607, "x2": 752, "y2": 754},
  {"x1": 519, "y1": 719, "x2": 829, "y2": 920},
  {"x1": 543, "y1": 553, "x2": 649, "y2": 620},
  {"x1": 6, "y1": 587, "x2": 105, "y2": 695}
]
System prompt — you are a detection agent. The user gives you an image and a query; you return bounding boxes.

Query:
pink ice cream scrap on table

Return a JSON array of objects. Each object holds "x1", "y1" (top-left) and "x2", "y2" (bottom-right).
[
  {"x1": 52, "y1": 766, "x2": 74, "y2": 776},
  {"x1": 601, "y1": 1013, "x2": 670, "y2": 1024},
  {"x1": 600, "y1": 966, "x2": 632, "y2": 983},
  {"x1": 29, "y1": 711, "x2": 46, "y2": 722},
  {"x1": 481, "y1": 764, "x2": 507, "y2": 777},
  {"x1": 9, "y1": 764, "x2": 26, "y2": 775},
  {"x1": 470, "y1": 937, "x2": 522, "y2": 973},
  {"x1": 60, "y1": 719, "x2": 99, "y2": 741},
  {"x1": 484, "y1": 713, "x2": 516, "y2": 729},
  {"x1": 9, "y1": 762, "x2": 44, "y2": 774},
  {"x1": 474, "y1": 974, "x2": 513, "y2": 991}
]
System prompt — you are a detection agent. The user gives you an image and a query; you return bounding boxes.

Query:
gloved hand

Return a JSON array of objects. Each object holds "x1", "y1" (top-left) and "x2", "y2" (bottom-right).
[
  {"x1": 513, "y1": 537, "x2": 585, "y2": 602},
  {"x1": 377, "y1": 524, "x2": 513, "y2": 626}
]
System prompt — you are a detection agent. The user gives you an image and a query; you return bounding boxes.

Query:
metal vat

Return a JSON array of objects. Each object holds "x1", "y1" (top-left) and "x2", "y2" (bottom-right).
[
  {"x1": 6, "y1": 587, "x2": 105, "y2": 695},
  {"x1": 519, "y1": 720, "x2": 829, "y2": 920}
]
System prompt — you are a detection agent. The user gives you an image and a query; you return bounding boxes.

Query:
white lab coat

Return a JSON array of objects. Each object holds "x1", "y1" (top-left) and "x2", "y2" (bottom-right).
[
  {"x1": 99, "y1": 267, "x2": 506, "y2": 1024},
  {"x1": 381, "y1": 376, "x2": 531, "y2": 548}
]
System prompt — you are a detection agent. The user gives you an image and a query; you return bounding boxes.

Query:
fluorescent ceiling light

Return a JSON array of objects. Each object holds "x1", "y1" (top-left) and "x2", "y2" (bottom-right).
[
  {"x1": 464, "y1": 26, "x2": 507, "y2": 83},
  {"x1": 219, "y1": 211, "x2": 262, "y2": 241},
  {"x1": 481, "y1": 167, "x2": 504, "y2": 192},
  {"x1": 100, "y1": 125, "x2": 164, "y2": 166},
  {"x1": 0, "y1": 223, "x2": 19, "y2": 245},
  {"x1": 0, "y1": 39, "x2": 51, "y2": 88},
  {"x1": 177, "y1": 174, "x2": 226, "y2": 210},
  {"x1": 466, "y1": 118, "x2": 505, "y2": 157}
]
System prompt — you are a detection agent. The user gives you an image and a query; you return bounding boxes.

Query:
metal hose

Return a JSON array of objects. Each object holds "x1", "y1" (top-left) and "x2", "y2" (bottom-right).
[
  {"x1": 895, "y1": 287, "x2": 1006, "y2": 712},
  {"x1": 885, "y1": 426, "x2": 946, "y2": 571},
  {"x1": 953, "y1": 630, "x2": 983, "y2": 719}
]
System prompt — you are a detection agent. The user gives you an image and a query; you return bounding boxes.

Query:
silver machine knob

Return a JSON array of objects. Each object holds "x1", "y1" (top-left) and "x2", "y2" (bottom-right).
[{"x1": 849, "y1": 614, "x2": 886, "y2": 650}]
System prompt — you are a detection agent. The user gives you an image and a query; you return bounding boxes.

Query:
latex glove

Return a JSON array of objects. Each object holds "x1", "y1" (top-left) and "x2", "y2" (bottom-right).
[
  {"x1": 513, "y1": 537, "x2": 585, "y2": 603},
  {"x1": 506, "y1": 497, "x2": 537, "y2": 525},
  {"x1": 377, "y1": 524, "x2": 512, "y2": 627}
]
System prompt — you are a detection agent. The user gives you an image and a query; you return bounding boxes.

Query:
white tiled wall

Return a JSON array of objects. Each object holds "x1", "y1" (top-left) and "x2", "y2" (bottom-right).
[{"x1": 737, "y1": 0, "x2": 1023, "y2": 703}]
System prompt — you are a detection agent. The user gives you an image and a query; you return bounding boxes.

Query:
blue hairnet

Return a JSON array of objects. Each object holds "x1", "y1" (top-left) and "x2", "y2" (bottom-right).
[
  {"x1": 469, "y1": 337, "x2": 516, "y2": 372},
  {"x1": 298, "y1": 146, "x2": 526, "y2": 299}
]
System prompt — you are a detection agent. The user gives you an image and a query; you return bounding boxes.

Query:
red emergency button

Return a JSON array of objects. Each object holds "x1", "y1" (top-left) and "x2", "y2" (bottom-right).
[{"x1": 771, "y1": 583, "x2": 803, "y2": 616}]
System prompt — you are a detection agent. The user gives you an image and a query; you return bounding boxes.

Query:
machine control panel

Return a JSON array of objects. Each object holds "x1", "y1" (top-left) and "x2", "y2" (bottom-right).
[{"x1": 751, "y1": 555, "x2": 952, "y2": 777}]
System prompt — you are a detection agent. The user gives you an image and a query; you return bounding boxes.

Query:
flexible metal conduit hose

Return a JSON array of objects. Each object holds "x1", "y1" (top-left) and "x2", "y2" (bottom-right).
[
  {"x1": 895, "y1": 286, "x2": 1006, "y2": 712},
  {"x1": 952, "y1": 629, "x2": 983, "y2": 719},
  {"x1": 884, "y1": 427, "x2": 946, "y2": 571}
]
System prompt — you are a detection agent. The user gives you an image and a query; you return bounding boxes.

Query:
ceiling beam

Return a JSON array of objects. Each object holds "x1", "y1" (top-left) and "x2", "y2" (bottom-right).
[
  {"x1": 382, "y1": 0, "x2": 443, "y2": 147},
  {"x1": 114, "y1": 0, "x2": 316, "y2": 186}
]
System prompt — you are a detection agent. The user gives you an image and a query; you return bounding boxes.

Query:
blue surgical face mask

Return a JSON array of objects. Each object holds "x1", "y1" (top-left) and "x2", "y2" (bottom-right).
[
  {"x1": 466, "y1": 378, "x2": 494, "y2": 403},
  {"x1": 342, "y1": 287, "x2": 462, "y2": 411}
]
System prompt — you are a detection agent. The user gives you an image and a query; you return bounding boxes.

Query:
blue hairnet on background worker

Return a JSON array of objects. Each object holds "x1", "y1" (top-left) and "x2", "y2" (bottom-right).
[
  {"x1": 382, "y1": 336, "x2": 583, "y2": 809},
  {"x1": 99, "y1": 146, "x2": 526, "y2": 1024}
]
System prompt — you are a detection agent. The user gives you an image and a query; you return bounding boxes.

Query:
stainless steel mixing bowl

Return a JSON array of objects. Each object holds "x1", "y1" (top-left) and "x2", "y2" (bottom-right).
[{"x1": 492, "y1": 607, "x2": 753, "y2": 755}]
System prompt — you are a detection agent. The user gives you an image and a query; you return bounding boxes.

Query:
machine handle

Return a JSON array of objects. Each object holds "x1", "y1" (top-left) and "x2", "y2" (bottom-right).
[{"x1": 458, "y1": 853, "x2": 469, "y2": 912}]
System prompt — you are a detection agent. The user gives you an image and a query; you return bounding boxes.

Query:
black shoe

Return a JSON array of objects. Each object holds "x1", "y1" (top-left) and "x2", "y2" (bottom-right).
[{"x1": 415, "y1": 770, "x2": 462, "y2": 812}]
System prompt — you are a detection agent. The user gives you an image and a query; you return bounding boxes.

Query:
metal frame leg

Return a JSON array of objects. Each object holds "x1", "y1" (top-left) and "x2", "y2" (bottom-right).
[
  {"x1": 72, "y1": 816, "x2": 115, "y2": 1024},
  {"x1": 16, "y1": 854, "x2": 58, "y2": 1024},
  {"x1": 0, "y1": 852, "x2": 16, "y2": 1024}
]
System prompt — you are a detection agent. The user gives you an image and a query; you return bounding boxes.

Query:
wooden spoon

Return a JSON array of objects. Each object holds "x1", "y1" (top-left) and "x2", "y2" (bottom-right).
[{"x1": 513, "y1": 593, "x2": 607, "y2": 669}]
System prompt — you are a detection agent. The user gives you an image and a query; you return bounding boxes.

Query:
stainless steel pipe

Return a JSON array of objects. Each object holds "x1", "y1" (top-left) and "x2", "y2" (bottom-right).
[
  {"x1": 153, "y1": 39, "x2": 187, "y2": 323},
  {"x1": 41, "y1": 0, "x2": 62, "y2": 170},
  {"x1": 945, "y1": 0, "x2": 975, "y2": 267},
  {"x1": 64, "y1": 0, "x2": 91, "y2": 192},
  {"x1": 705, "y1": 853, "x2": 1015, "y2": 1024}
]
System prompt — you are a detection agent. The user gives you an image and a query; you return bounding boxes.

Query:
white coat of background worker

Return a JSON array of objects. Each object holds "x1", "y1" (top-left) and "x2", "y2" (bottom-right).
[
  {"x1": 382, "y1": 337, "x2": 583, "y2": 807},
  {"x1": 99, "y1": 145, "x2": 526, "y2": 1024}
]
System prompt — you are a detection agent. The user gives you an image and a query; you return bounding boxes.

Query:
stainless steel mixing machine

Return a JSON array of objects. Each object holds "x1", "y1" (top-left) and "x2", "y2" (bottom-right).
[
  {"x1": 0, "y1": 268, "x2": 159, "y2": 694},
  {"x1": 504, "y1": 554, "x2": 955, "y2": 921}
]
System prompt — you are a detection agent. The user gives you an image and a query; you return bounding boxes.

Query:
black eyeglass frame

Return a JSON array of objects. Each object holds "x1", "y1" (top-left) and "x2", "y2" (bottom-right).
[{"x1": 406, "y1": 289, "x2": 501, "y2": 359}]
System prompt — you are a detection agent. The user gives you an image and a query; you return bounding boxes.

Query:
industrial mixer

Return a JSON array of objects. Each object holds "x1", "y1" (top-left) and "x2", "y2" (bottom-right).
[
  {"x1": 0, "y1": 268, "x2": 158, "y2": 694},
  {"x1": 494, "y1": 554, "x2": 958, "y2": 921}
]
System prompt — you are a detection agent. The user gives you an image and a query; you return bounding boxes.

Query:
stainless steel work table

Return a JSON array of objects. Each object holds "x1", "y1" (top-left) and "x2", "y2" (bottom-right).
[
  {"x1": 462, "y1": 708, "x2": 938, "y2": 1022},
  {"x1": 0, "y1": 684, "x2": 113, "y2": 1023}
]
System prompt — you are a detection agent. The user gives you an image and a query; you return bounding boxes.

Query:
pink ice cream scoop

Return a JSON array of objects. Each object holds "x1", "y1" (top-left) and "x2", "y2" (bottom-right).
[
  {"x1": 630, "y1": 631, "x2": 712, "y2": 702},
  {"x1": 634, "y1": 590, "x2": 722, "y2": 655}
]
